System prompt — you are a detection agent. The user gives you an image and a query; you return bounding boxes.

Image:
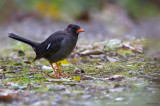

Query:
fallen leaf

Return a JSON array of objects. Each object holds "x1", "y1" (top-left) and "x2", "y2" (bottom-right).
[
  {"x1": 107, "y1": 56, "x2": 118, "y2": 62},
  {"x1": 71, "y1": 76, "x2": 81, "y2": 81},
  {"x1": 58, "y1": 59, "x2": 69, "y2": 64},
  {"x1": 80, "y1": 49, "x2": 104, "y2": 56},
  {"x1": 0, "y1": 89, "x2": 19, "y2": 102},
  {"x1": 119, "y1": 42, "x2": 143, "y2": 53},
  {"x1": 0, "y1": 94, "x2": 12, "y2": 102},
  {"x1": 108, "y1": 75, "x2": 125, "y2": 81},
  {"x1": 71, "y1": 58, "x2": 81, "y2": 63}
]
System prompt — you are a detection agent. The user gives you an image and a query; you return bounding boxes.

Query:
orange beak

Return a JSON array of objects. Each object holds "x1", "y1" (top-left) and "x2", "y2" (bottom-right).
[{"x1": 76, "y1": 29, "x2": 84, "y2": 33}]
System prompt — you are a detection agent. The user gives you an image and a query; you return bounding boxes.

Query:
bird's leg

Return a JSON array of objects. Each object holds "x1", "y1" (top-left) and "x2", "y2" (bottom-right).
[
  {"x1": 50, "y1": 63, "x2": 58, "y2": 77},
  {"x1": 55, "y1": 62, "x2": 63, "y2": 76},
  {"x1": 55, "y1": 62, "x2": 69, "y2": 77}
]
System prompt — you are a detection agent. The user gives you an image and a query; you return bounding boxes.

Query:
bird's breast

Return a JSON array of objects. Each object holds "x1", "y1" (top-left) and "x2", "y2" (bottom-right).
[
  {"x1": 60, "y1": 37, "x2": 77, "y2": 55},
  {"x1": 48, "y1": 37, "x2": 77, "y2": 63}
]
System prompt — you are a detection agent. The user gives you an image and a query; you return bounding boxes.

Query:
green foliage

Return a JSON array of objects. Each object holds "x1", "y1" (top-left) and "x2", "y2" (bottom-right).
[
  {"x1": 12, "y1": 0, "x2": 36, "y2": 11},
  {"x1": 34, "y1": 0, "x2": 101, "y2": 21},
  {"x1": 0, "y1": 0, "x2": 102, "y2": 23},
  {"x1": 17, "y1": 42, "x2": 27, "y2": 52},
  {"x1": 118, "y1": 0, "x2": 160, "y2": 18},
  {"x1": 21, "y1": 57, "x2": 29, "y2": 83},
  {"x1": 1, "y1": 0, "x2": 160, "y2": 23}
]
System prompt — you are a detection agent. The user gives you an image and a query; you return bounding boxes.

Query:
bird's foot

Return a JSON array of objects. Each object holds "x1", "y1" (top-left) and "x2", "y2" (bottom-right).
[{"x1": 54, "y1": 75, "x2": 59, "y2": 77}]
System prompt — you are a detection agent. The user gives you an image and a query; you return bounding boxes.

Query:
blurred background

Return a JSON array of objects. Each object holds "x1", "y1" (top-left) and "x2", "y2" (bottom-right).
[{"x1": 0, "y1": 0, "x2": 160, "y2": 53}]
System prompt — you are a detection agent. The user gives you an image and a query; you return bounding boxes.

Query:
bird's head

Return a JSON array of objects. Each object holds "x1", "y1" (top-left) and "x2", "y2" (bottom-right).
[{"x1": 66, "y1": 24, "x2": 84, "y2": 35}]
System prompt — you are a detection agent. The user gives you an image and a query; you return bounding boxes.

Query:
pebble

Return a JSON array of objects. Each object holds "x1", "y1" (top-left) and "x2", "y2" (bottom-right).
[
  {"x1": 110, "y1": 87, "x2": 124, "y2": 92},
  {"x1": 82, "y1": 76, "x2": 95, "y2": 80},
  {"x1": 50, "y1": 85, "x2": 66, "y2": 91},
  {"x1": 51, "y1": 101, "x2": 57, "y2": 106},
  {"x1": 128, "y1": 71, "x2": 133, "y2": 75},
  {"x1": 62, "y1": 91, "x2": 72, "y2": 97},
  {"x1": 74, "y1": 67, "x2": 81, "y2": 74},
  {"x1": 115, "y1": 97, "x2": 125, "y2": 101},
  {"x1": 81, "y1": 94, "x2": 91, "y2": 100}
]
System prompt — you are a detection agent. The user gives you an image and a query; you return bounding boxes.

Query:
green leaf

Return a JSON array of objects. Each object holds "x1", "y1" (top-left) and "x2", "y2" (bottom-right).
[{"x1": 72, "y1": 76, "x2": 80, "y2": 81}]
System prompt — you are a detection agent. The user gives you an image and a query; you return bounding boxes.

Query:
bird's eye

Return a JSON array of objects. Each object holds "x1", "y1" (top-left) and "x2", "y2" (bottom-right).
[{"x1": 71, "y1": 27, "x2": 75, "y2": 30}]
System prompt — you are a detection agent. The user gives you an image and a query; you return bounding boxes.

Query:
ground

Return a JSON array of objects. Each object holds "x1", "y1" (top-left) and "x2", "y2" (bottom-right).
[{"x1": 0, "y1": 33, "x2": 160, "y2": 105}]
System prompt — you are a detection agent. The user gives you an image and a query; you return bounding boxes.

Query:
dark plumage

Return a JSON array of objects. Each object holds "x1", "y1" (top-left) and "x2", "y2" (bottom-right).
[{"x1": 8, "y1": 24, "x2": 84, "y2": 77}]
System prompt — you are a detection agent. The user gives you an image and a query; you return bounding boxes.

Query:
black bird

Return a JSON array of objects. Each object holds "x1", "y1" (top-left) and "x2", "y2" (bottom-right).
[{"x1": 8, "y1": 24, "x2": 84, "y2": 77}]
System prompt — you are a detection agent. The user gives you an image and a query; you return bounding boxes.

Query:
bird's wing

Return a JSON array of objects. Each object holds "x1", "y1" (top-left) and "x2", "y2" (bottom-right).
[{"x1": 34, "y1": 35, "x2": 65, "y2": 60}]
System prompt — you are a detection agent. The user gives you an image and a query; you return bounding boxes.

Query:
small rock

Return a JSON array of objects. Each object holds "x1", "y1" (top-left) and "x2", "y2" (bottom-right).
[
  {"x1": 0, "y1": 75, "x2": 5, "y2": 79},
  {"x1": 105, "y1": 94, "x2": 112, "y2": 99},
  {"x1": 81, "y1": 59, "x2": 91, "y2": 63},
  {"x1": 42, "y1": 65, "x2": 53, "y2": 73},
  {"x1": 105, "y1": 39, "x2": 122, "y2": 50},
  {"x1": 90, "y1": 54, "x2": 105, "y2": 59},
  {"x1": 82, "y1": 76, "x2": 95, "y2": 80},
  {"x1": 63, "y1": 82, "x2": 77, "y2": 86},
  {"x1": 133, "y1": 71, "x2": 137, "y2": 75},
  {"x1": 74, "y1": 67, "x2": 81, "y2": 74},
  {"x1": 81, "y1": 94, "x2": 91, "y2": 100},
  {"x1": 51, "y1": 101, "x2": 57, "y2": 106},
  {"x1": 31, "y1": 101, "x2": 47, "y2": 106},
  {"x1": 62, "y1": 91, "x2": 72, "y2": 97},
  {"x1": 74, "y1": 67, "x2": 85, "y2": 74},
  {"x1": 136, "y1": 72, "x2": 139, "y2": 75},
  {"x1": 96, "y1": 65, "x2": 103, "y2": 68},
  {"x1": 23, "y1": 60, "x2": 31, "y2": 64},
  {"x1": 55, "y1": 99, "x2": 64, "y2": 104},
  {"x1": 49, "y1": 85, "x2": 65, "y2": 91},
  {"x1": 139, "y1": 71, "x2": 144, "y2": 74},
  {"x1": 110, "y1": 87, "x2": 124, "y2": 92},
  {"x1": 96, "y1": 78, "x2": 108, "y2": 81},
  {"x1": 107, "y1": 56, "x2": 118, "y2": 62},
  {"x1": 115, "y1": 97, "x2": 125, "y2": 101},
  {"x1": 108, "y1": 75, "x2": 125, "y2": 81},
  {"x1": 24, "y1": 97, "x2": 38, "y2": 104},
  {"x1": 128, "y1": 71, "x2": 133, "y2": 75}
]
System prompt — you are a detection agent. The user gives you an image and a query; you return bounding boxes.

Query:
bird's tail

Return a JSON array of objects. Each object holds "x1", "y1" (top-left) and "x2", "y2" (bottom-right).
[{"x1": 8, "y1": 33, "x2": 40, "y2": 49}]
